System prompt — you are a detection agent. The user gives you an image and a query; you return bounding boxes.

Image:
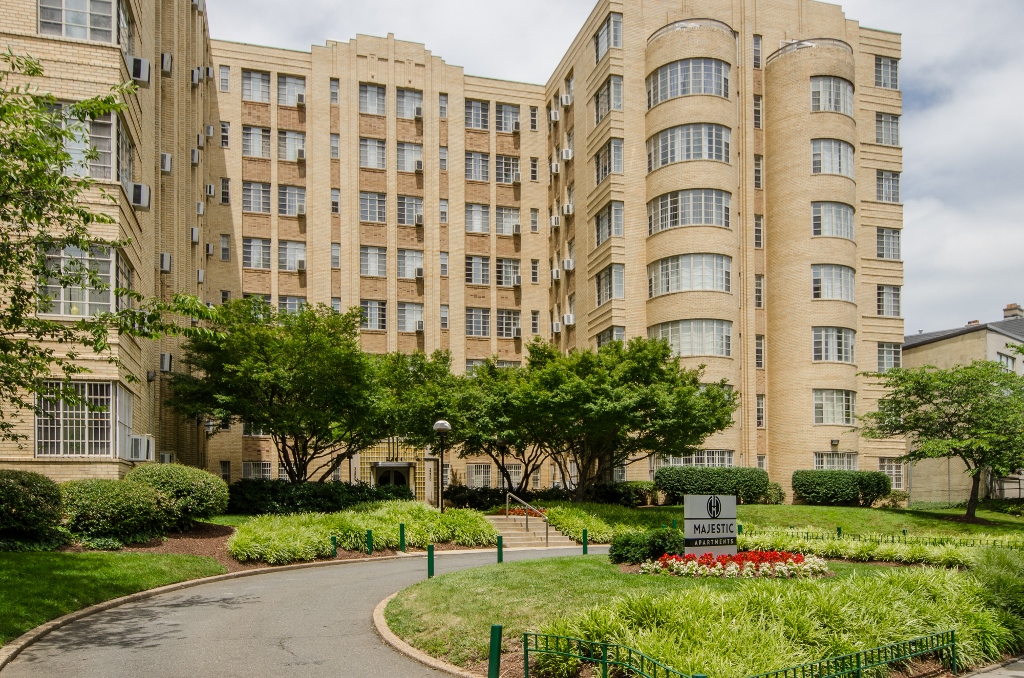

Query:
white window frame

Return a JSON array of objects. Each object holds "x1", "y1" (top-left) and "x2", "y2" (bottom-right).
[
  {"x1": 648, "y1": 254, "x2": 731, "y2": 298},
  {"x1": 650, "y1": 319, "x2": 732, "y2": 357},
  {"x1": 813, "y1": 390, "x2": 856, "y2": 425}
]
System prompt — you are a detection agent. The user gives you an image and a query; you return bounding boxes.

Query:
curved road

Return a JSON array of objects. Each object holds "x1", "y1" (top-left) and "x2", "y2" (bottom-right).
[{"x1": 3, "y1": 546, "x2": 606, "y2": 678}]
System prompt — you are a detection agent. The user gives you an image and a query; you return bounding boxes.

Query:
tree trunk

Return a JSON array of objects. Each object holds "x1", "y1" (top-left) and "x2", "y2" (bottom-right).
[{"x1": 966, "y1": 470, "x2": 982, "y2": 520}]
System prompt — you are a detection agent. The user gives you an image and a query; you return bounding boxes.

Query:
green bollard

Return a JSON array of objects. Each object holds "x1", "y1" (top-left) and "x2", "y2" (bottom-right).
[
  {"x1": 400, "y1": 523, "x2": 406, "y2": 552},
  {"x1": 836, "y1": 526, "x2": 842, "y2": 538},
  {"x1": 497, "y1": 535, "x2": 503, "y2": 563},
  {"x1": 427, "y1": 544, "x2": 435, "y2": 578},
  {"x1": 671, "y1": 518, "x2": 677, "y2": 530},
  {"x1": 367, "y1": 529, "x2": 373, "y2": 554},
  {"x1": 487, "y1": 624, "x2": 503, "y2": 678},
  {"x1": 737, "y1": 523, "x2": 743, "y2": 535},
  {"x1": 583, "y1": 528, "x2": 588, "y2": 555},
  {"x1": 331, "y1": 535, "x2": 337, "y2": 558}
]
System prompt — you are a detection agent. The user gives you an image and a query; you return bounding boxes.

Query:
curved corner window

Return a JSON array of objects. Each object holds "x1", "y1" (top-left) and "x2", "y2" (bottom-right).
[
  {"x1": 811, "y1": 139, "x2": 854, "y2": 178},
  {"x1": 650, "y1": 319, "x2": 732, "y2": 357},
  {"x1": 647, "y1": 124, "x2": 730, "y2": 171},
  {"x1": 812, "y1": 327, "x2": 855, "y2": 362},
  {"x1": 646, "y1": 58, "x2": 730, "y2": 108},
  {"x1": 648, "y1": 254, "x2": 731, "y2": 298},
  {"x1": 812, "y1": 202, "x2": 855, "y2": 240},
  {"x1": 811, "y1": 264, "x2": 855, "y2": 302},
  {"x1": 647, "y1": 189, "x2": 731, "y2": 235},
  {"x1": 810, "y1": 76, "x2": 854, "y2": 116}
]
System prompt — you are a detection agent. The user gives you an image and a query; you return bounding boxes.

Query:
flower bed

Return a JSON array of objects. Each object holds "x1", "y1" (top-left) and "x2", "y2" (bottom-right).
[
  {"x1": 638, "y1": 550, "x2": 830, "y2": 578},
  {"x1": 494, "y1": 507, "x2": 547, "y2": 518}
]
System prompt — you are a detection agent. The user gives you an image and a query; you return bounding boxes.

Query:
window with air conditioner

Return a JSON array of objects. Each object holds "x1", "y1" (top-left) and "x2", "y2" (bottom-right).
[
  {"x1": 397, "y1": 195, "x2": 423, "y2": 225},
  {"x1": 495, "y1": 155, "x2": 520, "y2": 184},
  {"x1": 278, "y1": 240, "x2": 306, "y2": 272},
  {"x1": 496, "y1": 104, "x2": 520, "y2": 133},
  {"x1": 277, "y1": 185, "x2": 305, "y2": 216},
  {"x1": 397, "y1": 302, "x2": 424, "y2": 332},
  {"x1": 496, "y1": 310, "x2": 520, "y2": 338},
  {"x1": 495, "y1": 207, "x2": 520, "y2": 235},
  {"x1": 496, "y1": 258, "x2": 520, "y2": 287},
  {"x1": 397, "y1": 249, "x2": 424, "y2": 279},
  {"x1": 396, "y1": 88, "x2": 422, "y2": 119},
  {"x1": 278, "y1": 130, "x2": 305, "y2": 161},
  {"x1": 277, "y1": 75, "x2": 305, "y2": 106},
  {"x1": 397, "y1": 142, "x2": 423, "y2": 172}
]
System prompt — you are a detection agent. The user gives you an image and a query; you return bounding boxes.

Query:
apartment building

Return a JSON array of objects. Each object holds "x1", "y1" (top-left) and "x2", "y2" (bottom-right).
[{"x1": 1, "y1": 0, "x2": 905, "y2": 501}]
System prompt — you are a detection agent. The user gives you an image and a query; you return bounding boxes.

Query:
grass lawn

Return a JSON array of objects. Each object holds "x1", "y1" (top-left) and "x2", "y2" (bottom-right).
[{"x1": 0, "y1": 552, "x2": 226, "y2": 646}]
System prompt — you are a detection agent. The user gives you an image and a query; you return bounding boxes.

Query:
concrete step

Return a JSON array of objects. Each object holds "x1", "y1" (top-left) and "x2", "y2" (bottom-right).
[{"x1": 486, "y1": 514, "x2": 578, "y2": 548}]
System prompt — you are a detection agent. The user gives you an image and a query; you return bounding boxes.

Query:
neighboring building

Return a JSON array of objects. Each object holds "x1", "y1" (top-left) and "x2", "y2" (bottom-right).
[
  {"x1": 901, "y1": 303, "x2": 1024, "y2": 502},
  {"x1": 1, "y1": 0, "x2": 905, "y2": 502}
]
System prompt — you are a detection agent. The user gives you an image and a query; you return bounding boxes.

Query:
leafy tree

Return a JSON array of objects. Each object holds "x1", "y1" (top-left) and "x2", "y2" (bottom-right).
[
  {"x1": 0, "y1": 50, "x2": 204, "y2": 441},
  {"x1": 861, "y1": 361, "x2": 1024, "y2": 519},
  {"x1": 168, "y1": 300, "x2": 389, "y2": 482}
]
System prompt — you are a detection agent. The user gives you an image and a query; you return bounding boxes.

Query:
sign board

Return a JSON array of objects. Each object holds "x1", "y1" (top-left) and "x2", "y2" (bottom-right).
[{"x1": 683, "y1": 494, "x2": 737, "y2": 557}]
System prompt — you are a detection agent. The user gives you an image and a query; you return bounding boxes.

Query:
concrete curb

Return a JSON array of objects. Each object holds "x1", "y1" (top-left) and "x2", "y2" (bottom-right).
[
  {"x1": 373, "y1": 593, "x2": 481, "y2": 678},
  {"x1": 962, "y1": 656, "x2": 1024, "y2": 678}
]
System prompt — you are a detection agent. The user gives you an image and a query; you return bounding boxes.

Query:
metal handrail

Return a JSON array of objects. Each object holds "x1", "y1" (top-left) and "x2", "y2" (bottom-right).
[
  {"x1": 506, "y1": 492, "x2": 549, "y2": 547},
  {"x1": 765, "y1": 37, "x2": 853, "y2": 66}
]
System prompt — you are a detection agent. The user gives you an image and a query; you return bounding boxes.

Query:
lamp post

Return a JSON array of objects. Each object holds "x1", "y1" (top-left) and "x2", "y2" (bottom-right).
[{"x1": 433, "y1": 419, "x2": 451, "y2": 512}]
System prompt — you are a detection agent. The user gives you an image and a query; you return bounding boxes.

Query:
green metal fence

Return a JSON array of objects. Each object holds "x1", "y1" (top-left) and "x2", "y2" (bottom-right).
[{"x1": 522, "y1": 633, "x2": 690, "y2": 678}]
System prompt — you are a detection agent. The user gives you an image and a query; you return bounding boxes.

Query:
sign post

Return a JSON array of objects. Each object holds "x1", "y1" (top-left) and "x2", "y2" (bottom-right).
[{"x1": 683, "y1": 494, "x2": 737, "y2": 558}]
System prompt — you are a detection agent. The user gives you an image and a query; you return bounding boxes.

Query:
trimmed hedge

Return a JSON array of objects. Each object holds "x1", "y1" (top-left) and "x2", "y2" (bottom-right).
[
  {"x1": 61, "y1": 479, "x2": 165, "y2": 545},
  {"x1": 791, "y1": 470, "x2": 892, "y2": 507},
  {"x1": 443, "y1": 485, "x2": 570, "y2": 511},
  {"x1": 126, "y1": 464, "x2": 229, "y2": 530},
  {"x1": 0, "y1": 470, "x2": 63, "y2": 542},
  {"x1": 654, "y1": 466, "x2": 770, "y2": 504},
  {"x1": 585, "y1": 481, "x2": 656, "y2": 508},
  {"x1": 227, "y1": 479, "x2": 413, "y2": 515},
  {"x1": 609, "y1": 528, "x2": 687, "y2": 564}
]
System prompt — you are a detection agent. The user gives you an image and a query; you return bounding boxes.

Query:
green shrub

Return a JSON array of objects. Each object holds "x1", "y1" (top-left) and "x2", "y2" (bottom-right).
[
  {"x1": 227, "y1": 478, "x2": 413, "y2": 514},
  {"x1": 62, "y1": 479, "x2": 165, "y2": 546},
  {"x1": 443, "y1": 485, "x2": 507, "y2": 511},
  {"x1": 0, "y1": 470, "x2": 63, "y2": 542},
  {"x1": 880, "y1": 490, "x2": 910, "y2": 509},
  {"x1": 608, "y1": 531, "x2": 650, "y2": 564},
  {"x1": 791, "y1": 470, "x2": 892, "y2": 506},
  {"x1": 584, "y1": 481, "x2": 655, "y2": 507},
  {"x1": 762, "y1": 482, "x2": 785, "y2": 505},
  {"x1": 654, "y1": 466, "x2": 769, "y2": 504},
  {"x1": 855, "y1": 471, "x2": 893, "y2": 506},
  {"x1": 647, "y1": 528, "x2": 687, "y2": 560},
  {"x1": 126, "y1": 464, "x2": 228, "y2": 530}
]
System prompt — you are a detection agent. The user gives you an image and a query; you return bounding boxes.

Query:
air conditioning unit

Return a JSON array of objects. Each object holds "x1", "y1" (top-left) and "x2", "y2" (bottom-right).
[
  {"x1": 415, "y1": 267, "x2": 424, "y2": 279},
  {"x1": 562, "y1": 203, "x2": 574, "y2": 216},
  {"x1": 296, "y1": 204, "x2": 306, "y2": 216},
  {"x1": 414, "y1": 213, "x2": 424, "y2": 226},
  {"x1": 551, "y1": 162, "x2": 560, "y2": 175},
  {"x1": 206, "y1": 124, "x2": 215, "y2": 138},
  {"x1": 129, "y1": 183, "x2": 150, "y2": 208},
  {"x1": 511, "y1": 172, "x2": 521, "y2": 185},
  {"x1": 197, "y1": 268, "x2": 205, "y2": 284},
  {"x1": 205, "y1": 243, "x2": 214, "y2": 256},
  {"x1": 205, "y1": 66, "x2": 214, "y2": 79},
  {"x1": 205, "y1": 183, "x2": 215, "y2": 196},
  {"x1": 512, "y1": 120, "x2": 521, "y2": 133},
  {"x1": 190, "y1": 0, "x2": 202, "y2": 10},
  {"x1": 191, "y1": 68, "x2": 200, "y2": 86},
  {"x1": 195, "y1": 65, "x2": 204, "y2": 81},
  {"x1": 160, "y1": 53, "x2": 173, "y2": 73},
  {"x1": 513, "y1": 327, "x2": 522, "y2": 338},
  {"x1": 160, "y1": 352, "x2": 173, "y2": 372},
  {"x1": 561, "y1": 148, "x2": 574, "y2": 161},
  {"x1": 549, "y1": 109, "x2": 560, "y2": 122},
  {"x1": 160, "y1": 153, "x2": 172, "y2": 173},
  {"x1": 552, "y1": 321, "x2": 562, "y2": 334},
  {"x1": 196, "y1": 201, "x2": 205, "y2": 216},
  {"x1": 562, "y1": 313, "x2": 576, "y2": 326},
  {"x1": 296, "y1": 148, "x2": 305, "y2": 161},
  {"x1": 196, "y1": 133, "x2": 204, "y2": 148},
  {"x1": 295, "y1": 92, "x2": 305, "y2": 106},
  {"x1": 562, "y1": 258, "x2": 575, "y2": 271},
  {"x1": 550, "y1": 215, "x2": 560, "y2": 228},
  {"x1": 551, "y1": 268, "x2": 561, "y2": 281},
  {"x1": 511, "y1": 223, "x2": 521, "y2": 235},
  {"x1": 296, "y1": 259, "x2": 306, "y2": 271},
  {"x1": 159, "y1": 252, "x2": 172, "y2": 273},
  {"x1": 414, "y1": 106, "x2": 423, "y2": 119},
  {"x1": 190, "y1": 227, "x2": 200, "y2": 243},
  {"x1": 159, "y1": 452, "x2": 175, "y2": 464},
  {"x1": 128, "y1": 56, "x2": 150, "y2": 84},
  {"x1": 415, "y1": 320, "x2": 425, "y2": 332},
  {"x1": 512, "y1": 275, "x2": 523, "y2": 287},
  {"x1": 123, "y1": 434, "x2": 155, "y2": 461},
  {"x1": 414, "y1": 159, "x2": 424, "y2": 173},
  {"x1": 191, "y1": 148, "x2": 200, "y2": 165}
]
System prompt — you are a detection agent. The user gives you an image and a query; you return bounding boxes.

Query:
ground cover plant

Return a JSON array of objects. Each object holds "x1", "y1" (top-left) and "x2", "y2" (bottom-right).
[
  {"x1": 0, "y1": 551, "x2": 225, "y2": 646},
  {"x1": 639, "y1": 551, "x2": 830, "y2": 578},
  {"x1": 227, "y1": 500, "x2": 497, "y2": 564}
]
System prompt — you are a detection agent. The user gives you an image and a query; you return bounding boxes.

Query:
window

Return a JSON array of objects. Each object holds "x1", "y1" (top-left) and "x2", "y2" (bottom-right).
[
  {"x1": 361, "y1": 300, "x2": 386, "y2": 330},
  {"x1": 220, "y1": 235, "x2": 231, "y2": 261},
  {"x1": 496, "y1": 258, "x2": 520, "y2": 287},
  {"x1": 218, "y1": 65, "x2": 230, "y2": 92},
  {"x1": 465, "y1": 100, "x2": 489, "y2": 130},
  {"x1": 331, "y1": 188, "x2": 340, "y2": 214},
  {"x1": 755, "y1": 335, "x2": 765, "y2": 368},
  {"x1": 647, "y1": 58, "x2": 730, "y2": 108},
  {"x1": 331, "y1": 243, "x2": 340, "y2": 269},
  {"x1": 878, "y1": 343, "x2": 902, "y2": 372},
  {"x1": 242, "y1": 182, "x2": 271, "y2": 213},
  {"x1": 396, "y1": 88, "x2": 422, "y2": 119},
  {"x1": 812, "y1": 139, "x2": 854, "y2": 178},
  {"x1": 997, "y1": 353, "x2": 1016, "y2": 372},
  {"x1": 397, "y1": 195, "x2": 423, "y2": 225},
  {"x1": 496, "y1": 104, "x2": 520, "y2": 133},
  {"x1": 220, "y1": 121, "x2": 230, "y2": 148},
  {"x1": 594, "y1": 138, "x2": 623, "y2": 184},
  {"x1": 219, "y1": 460, "x2": 231, "y2": 482},
  {"x1": 877, "y1": 228, "x2": 901, "y2": 259},
  {"x1": 440, "y1": 199, "x2": 448, "y2": 223},
  {"x1": 651, "y1": 319, "x2": 732, "y2": 357},
  {"x1": 220, "y1": 178, "x2": 230, "y2": 205},
  {"x1": 242, "y1": 71, "x2": 271, "y2": 103},
  {"x1": 878, "y1": 458, "x2": 903, "y2": 490},
  {"x1": 813, "y1": 327, "x2": 856, "y2": 363},
  {"x1": 39, "y1": 247, "x2": 112, "y2": 316},
  {"x1": 877, "y1": 171, "x2": 900, "y2": 202},
  {"x1": 439, "y1": 252, "x2": 448, "y2": 276},
  {"x1": 647, "y1": 124, "x2": 731, "y2": 172},
  {"x1": 39, "y1": 0, "x2": 113, "y2": 41},
  {"x1": 754, "y1": 275, "x2": 764, "y2": 308},
  {"x1": 659, "y1": 450, "x2": 735, "y2": 468},
  {"x1": 115, "y1": 120, "x2": 132, "y2": 189},
  {"x1": 756, "y1": 395, "x2": 766, "y2": 428},
  {"x1": 397, "y1": 303, "x2": 423, "y2": 332},
  {"x1": 757, "y1": 455, "x2": 767, "y2": 470},
  {"x1": 242, "y1": 461, "x2": 272, "y2": 477},
  {"x1": 278, "y1": 296, "x2": 306, "y2": 314},
  {"x1": 531, "y1": 260, "x2": 539, "y2": 284},
  {"x1": 813, "y1": 202, "x2": 855, "y2": 239},
  {"x1": 648, "y1": 254, "x2": 731, "y2": 297},
  {"x1": 753, "y1": 95, "x2": 762, "y2": 128},
  {"x1": 439, "y1": 93, "x2": 448, "y2": 118},
  {"x1": 277, "y1": 75, "x2": 305, "y2": 106},
  {"x1": 877, "y1": 285, "x2": 901, "y2": 316},
  {"x1": 647, "y1": 189, "x2": 731, "y2": 234},
  {"x1": 753, "y1": 35, "x2": 762, "y2": 69},
  {"x1": 360, "y1": 192, "x2": 386, "y2": 222},
  {"x1": 242, "y1": 238, "x2": 271, "y2": 269},
  {"x1": 752, "y1": 155, "x2": 763, "y2": 190},
  {"x1": 35, "y1": 382, "x2": 113, "y2": 455},
  {"x1": 495, "y1": 155, "x2": 520, "y2": 184},
  {"x1": 594, "y1": 201, "x2": 624, "y2": 246},
  {"x1": 278, "y1": 185, "x2": 305, "y2": 216},
  {"x1": 397, "y1": 249, "x2": 423, "y2": 278},
  {"x1": 467, "y1": 463, "x2": 491, "y2": 489},
  {"x1": 466, "y1": 308, "x2": 490, "y2": 337},
  {"x1": 360, "y1": 246, "x2": 387, "y2": 277},
  {"x1": 530, "y1": 107, "x2": 538, "y2": 130},
  {"x1": 876, "y1": 113, "x2": 900, "y2": 145},
  {"x1": 440, "y1": 304, "x2": 449, "y2": 330},
  {"x1": 594, "y1": 76, "x2": 622, "y2": 124},
  {"x1": 594, "y1": 12, "x2": 622, "y2": 63},
  {"x1": 465, "y1": 256, "x2": 490, "y2": 285},
  {"x1": 530, "y1": 209, "x2": 539, "y2": 233},
  {"x1": 439, "y1": 147, "x2": 448, "y2": 171},
  {"x1": 811, "y1": 77, "x2": 854, "y2": 116},
  {"x1": 278, "y1": 130, "x2": 306, "y2": 161},
  {"x1": 278, "y1": 241, "x2": 306, "y2": 271},
  {"x1": 754, "y1": 215, "x2": 763, "y2": 248},
  {"x1": 329, "y1": 134, "x2": 339, "y2": 159},
  {"x1": 465, "y1": 152, "x2": 489, "y2": 181},
  {"x1": 360, "y1": 138, "x2": 386, "y2": 168},
  {"x1": 814, "y1": 389, "x2": 856, "y2": 425},
  {"x1": 465, "y1": 204, "x2": 489, "y2": 233},
  {"x1": 496, "y1": 207, "x2": 520, "y2": 235},
  {"x1": 359, "y1": 84, "x2": 386, "y2": 115},
  {"x1": 332, "y1": 298, "x2": 341, "y2": 312},
  {"x1": 596, "y1": 326, "x2": 626, "y2": 348},
  {"x1": 595, "y1": 264, "x2": 625, "y2": 306},
  {"x1": 497, "y1": 310, "x2": 520, "y2": 338},
  {"x1": 242, "y1": 126, "x2": 271, "y2": 158},
  {"x1": 330, "y1": 78, "x2": 339, "y2": 104},
  {"x1": 815, "y1": 451, "x2": 858, "y2": 470},
  {"x1": 875, "y1": 56, "x2": 899, "y2": 89},
  {"x1": 530, "y1": 157, "x2": 539, "y2": 181},
  {"x1": 58, "y1": 108, "x2": 112, "y2": 179},
  {"x1": 811, "y1": 265, "x2": 855, "y2": 302}
]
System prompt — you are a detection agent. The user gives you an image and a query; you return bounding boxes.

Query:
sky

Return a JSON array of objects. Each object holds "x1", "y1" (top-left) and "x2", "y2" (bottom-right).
[{"x1": 207, "y1": 0, "x2": 1024, "y2": 335}]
